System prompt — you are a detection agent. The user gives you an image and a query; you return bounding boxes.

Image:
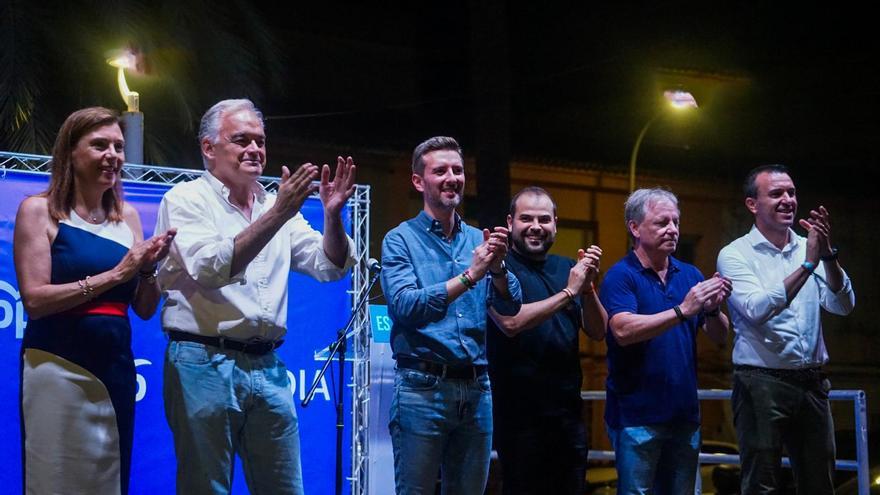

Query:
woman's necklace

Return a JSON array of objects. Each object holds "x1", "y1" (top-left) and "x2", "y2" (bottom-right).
[{"x1": 78, "y1": 206, "x2": 103, "y2": 223}]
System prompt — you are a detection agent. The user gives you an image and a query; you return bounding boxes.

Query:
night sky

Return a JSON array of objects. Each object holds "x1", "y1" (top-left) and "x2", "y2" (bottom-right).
[
  {"x1": 249, "y1": 2, "x2": 880, "y2": 190},
  {"x1": 3, "y1": 1, "x2": 879, "y2": 189}
]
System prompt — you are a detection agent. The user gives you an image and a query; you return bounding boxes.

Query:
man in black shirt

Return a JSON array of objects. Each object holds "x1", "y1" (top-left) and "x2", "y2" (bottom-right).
[{"x1": 488, "y1": 186, "x2": 607, "y2": 494}]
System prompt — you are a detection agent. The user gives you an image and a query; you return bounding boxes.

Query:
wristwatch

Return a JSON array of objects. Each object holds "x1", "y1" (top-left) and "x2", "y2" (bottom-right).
[
  {"x1": 138, "y1": 265, "x2": 159, "y2": 284},
  {"x1": 673, "y1": 305, "x2": 688, "y2": 322},
  {"x1": 489, "y1": 260, "x2": 507, "y2": 276},
  {"x1": 820, "y1": 247, "x2": 839, "y2": 262}
]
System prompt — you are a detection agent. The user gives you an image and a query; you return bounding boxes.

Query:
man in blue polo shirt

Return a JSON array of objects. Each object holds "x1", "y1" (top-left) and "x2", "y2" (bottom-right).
[
  {"x1": 599, "y1": 188, "x2": 731, "y2": 494},
  {"x1": 380, "y1": 136, "x2": 522, "y2": 494}
]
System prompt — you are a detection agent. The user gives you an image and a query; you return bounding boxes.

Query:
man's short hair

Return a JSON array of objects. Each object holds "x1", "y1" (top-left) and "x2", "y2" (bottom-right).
[
  {"x1": 411, "y1": 136, "x2": 462, "y2": 175},
  {"x1": 624, "y1": 188, "x2": 679, "y2": 235},
  {"x1": 199, "y1": 99, "x2": 265, "y2": 169},
  {"x1": 743, "y1": 164, "x2": 790, "y2": 198},
  {"x1": 509, "y1": 186, "x2": 557, "y2": 216}
]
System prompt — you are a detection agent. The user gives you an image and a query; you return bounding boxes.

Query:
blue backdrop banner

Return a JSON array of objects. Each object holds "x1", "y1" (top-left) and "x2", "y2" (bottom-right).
[{"x1": 0, "y1": 170, "x2": 352, "y2": 494}]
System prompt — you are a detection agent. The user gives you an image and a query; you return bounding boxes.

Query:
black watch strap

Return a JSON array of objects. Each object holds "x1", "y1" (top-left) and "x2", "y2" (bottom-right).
[
  {"x1": 820, "y1": 247, "x2": 839, "y2": 262},
  {"x1": 489, "y1": 260, "x2": 507, "y2": 276},
  {"x1": 673, "y1": 305, "x2": 687, "y2": 322}
]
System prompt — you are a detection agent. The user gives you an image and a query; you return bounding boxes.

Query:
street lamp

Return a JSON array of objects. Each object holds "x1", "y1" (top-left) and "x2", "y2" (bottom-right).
[
  {"x1": 107, "y1": 49, "x2": 144, "y2": 164},
  {"x1": 628, "y1": 90, "x2": 698, "y2": 192}
]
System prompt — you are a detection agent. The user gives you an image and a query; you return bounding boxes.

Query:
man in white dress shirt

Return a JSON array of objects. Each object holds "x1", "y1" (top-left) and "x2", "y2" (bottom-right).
[
  {"x1": 154, "y1": 99, "x2": 357, "y2": 494},
  {"x1": 717, "y1": 164, "x2": 855, "y2": 495}
]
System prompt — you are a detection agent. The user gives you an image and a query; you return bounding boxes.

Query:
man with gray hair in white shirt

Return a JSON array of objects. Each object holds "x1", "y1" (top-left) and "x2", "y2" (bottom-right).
[
  {"x1": 154, "y1": 98, "x2": 357, "y2": 494},
  {"x1": 717, "y1": 164, "x2": 855, "y2": 495}
]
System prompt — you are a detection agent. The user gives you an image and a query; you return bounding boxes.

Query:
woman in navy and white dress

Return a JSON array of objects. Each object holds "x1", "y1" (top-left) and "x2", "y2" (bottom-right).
[{"x1": 14, "y1": 107, "x2": 176, "y2": 495}]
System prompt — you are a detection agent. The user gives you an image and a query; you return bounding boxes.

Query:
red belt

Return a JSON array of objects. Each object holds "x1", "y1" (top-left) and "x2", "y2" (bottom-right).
[{"x1": 66, "y1": 301, "x2": 129, "y2": 317}]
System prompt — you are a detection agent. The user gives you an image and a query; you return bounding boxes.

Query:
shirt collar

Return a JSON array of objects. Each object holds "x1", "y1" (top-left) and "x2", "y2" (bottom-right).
[
  {"x1": 203, "y1": 170, "x2": 267, "y2": 205},
  {"x1": 416, "y1": 210, "x2": 463, "y2": 239},
  {"x1": 625, "y1": 249, "x2": 680, "y2": 274},
  {"x1": 746, "y1": 224, "x2": 798, "y2": 254},
  {"x1": 510, "y1": 248, "x2": 545, "y2": 268}
]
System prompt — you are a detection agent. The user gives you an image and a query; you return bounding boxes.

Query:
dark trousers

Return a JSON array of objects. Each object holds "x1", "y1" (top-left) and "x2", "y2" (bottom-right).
[
  {"x1": 494, "y1": 408, "x2": 588, "y2": 495},
  {"x1": 732, "y1": 368, "x2": 836, "y2": 495}
]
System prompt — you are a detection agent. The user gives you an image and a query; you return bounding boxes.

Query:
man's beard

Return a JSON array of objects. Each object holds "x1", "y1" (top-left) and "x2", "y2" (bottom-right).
[{"x1": 512, "y1": 232, "x2": 553, "y2": 258}]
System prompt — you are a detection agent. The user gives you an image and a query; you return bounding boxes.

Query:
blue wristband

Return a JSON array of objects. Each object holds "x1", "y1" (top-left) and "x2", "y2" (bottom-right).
[{"x1": 801, "y1": 261, "x2": 816, "y2": 274}]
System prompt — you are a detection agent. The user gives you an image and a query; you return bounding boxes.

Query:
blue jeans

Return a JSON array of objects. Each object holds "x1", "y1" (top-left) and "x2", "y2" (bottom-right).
[
  {"x1": 389, "y1": 368, "x2": 493, "y2": 495},
  {"x1": 163, "y1": 341, "x2": 304, "y2": 495},
  {"x1": 607, "y1": 420, "x2": 700, "y2": 495}
]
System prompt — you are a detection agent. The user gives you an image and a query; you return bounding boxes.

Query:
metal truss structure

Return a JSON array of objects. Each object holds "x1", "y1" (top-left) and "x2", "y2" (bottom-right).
[{"x1": 0, "y1": 151, "x2": 373, "y2": 495}]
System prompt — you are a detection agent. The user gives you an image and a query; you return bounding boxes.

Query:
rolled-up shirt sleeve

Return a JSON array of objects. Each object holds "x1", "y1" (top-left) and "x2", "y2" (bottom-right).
[
  {"x1": 487, "y1": 271, "x2": 522, "y2": 316},
  {"x1": 288, "y1": 213, "x2": 356, "y2": 281},
  {"x1": 718, "y1": 245, "x2": 788, "y2": 326},
  {"x1": 156, "y1": 191, "x2": 244, "y2": 289},
  {"x1": 380, "y1": 230, "x2": 449, "y2": 327},
  {"x1": 817, "y1": 265, "x2": 855, "y2": 316}
]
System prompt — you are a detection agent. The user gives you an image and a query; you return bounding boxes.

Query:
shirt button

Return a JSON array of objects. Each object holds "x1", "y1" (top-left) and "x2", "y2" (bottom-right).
[{"x1": 457, "y1": 313, "x2": 463, "y2": 318}]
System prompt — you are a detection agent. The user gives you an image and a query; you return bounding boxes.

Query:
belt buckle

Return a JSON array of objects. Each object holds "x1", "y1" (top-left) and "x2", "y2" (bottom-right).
[{"x1": 245, "y1": 337, "x2": 270, "y2": 355}]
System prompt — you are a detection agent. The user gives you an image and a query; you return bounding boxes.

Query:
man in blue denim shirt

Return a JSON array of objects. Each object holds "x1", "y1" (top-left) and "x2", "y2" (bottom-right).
[{"x1": 380, "y1": 136, "x2": 522, "y2": 494}]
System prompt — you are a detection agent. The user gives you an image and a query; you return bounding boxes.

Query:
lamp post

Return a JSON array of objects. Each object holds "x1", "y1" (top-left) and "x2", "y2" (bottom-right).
[
  {"x1": 107, "y1": 50, "x2": 144, "y2": 164},
  {"x1": 628, "y1": 90, "x2": 698, "y2": 192}
]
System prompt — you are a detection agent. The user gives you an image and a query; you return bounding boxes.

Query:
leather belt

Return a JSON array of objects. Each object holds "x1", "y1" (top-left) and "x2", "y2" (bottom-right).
[
  {"x1": 168, "y1": 330, "x2": 283, "y2": 355},
  {"x1": 396, "y1": 356, "x2": 486, "y2": 380},
  {"x1": 735, "y1": 364, "x2": 825, "y2": 382}
]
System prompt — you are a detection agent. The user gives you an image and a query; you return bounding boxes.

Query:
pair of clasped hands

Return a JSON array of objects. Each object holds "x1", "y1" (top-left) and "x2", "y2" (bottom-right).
[
  {"x1": 679, "y1": 273, "x2": 732, "y2": 319},
  {"x1": 468, "y1": 227, "x2": 510, "y2": 281},
  {"x1": 467, "y1": 227, "x2": 604, "y2": 293},
  {"x1": 800, "y1": 205, "x2": 835, "y2": 264}
]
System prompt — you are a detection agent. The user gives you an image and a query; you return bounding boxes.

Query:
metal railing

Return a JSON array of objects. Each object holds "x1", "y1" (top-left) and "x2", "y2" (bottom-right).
[{"x1": 582, "y1": 389, "x2": 870, "y2": 495}]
